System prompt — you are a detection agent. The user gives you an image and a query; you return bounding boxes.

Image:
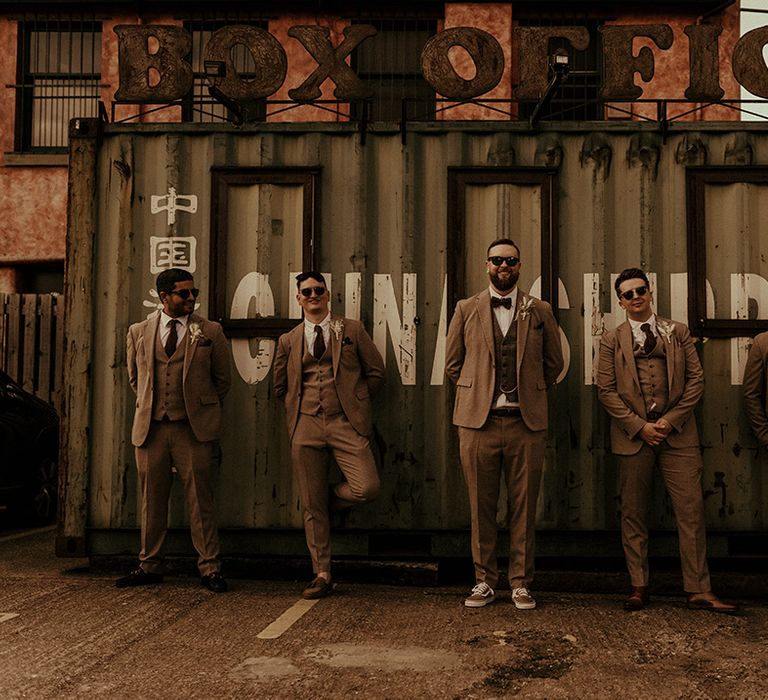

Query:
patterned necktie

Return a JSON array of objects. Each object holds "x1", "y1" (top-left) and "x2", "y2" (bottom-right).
[
  {"x1": 313, "y1": 324, "x2": 326, "y2": 359},
  {"x1": 491, "y1": 296, "x2": 512, "y2": 309},
  {"x1": 641, "y1": 323, "x2": 655, "y2": 355},
  {"x1": 164, "y1": 319, "x2": 178, "y2": 357}
]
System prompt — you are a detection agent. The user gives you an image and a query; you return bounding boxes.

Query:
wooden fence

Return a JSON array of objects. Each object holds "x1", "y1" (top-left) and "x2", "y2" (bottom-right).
[{"x1": 0, "y1": 293, "x2": 63, "y2": 408}]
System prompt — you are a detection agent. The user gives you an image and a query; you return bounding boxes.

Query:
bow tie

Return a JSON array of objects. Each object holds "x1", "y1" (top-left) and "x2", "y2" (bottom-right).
[{"x1": 491, "y1": 296, "x2": 512, "y2": 309}]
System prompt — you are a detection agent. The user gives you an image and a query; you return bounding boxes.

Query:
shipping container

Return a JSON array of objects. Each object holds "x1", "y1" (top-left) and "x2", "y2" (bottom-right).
[{"x1": 57, "y1": 119, "x2": 768, "y2": 565}]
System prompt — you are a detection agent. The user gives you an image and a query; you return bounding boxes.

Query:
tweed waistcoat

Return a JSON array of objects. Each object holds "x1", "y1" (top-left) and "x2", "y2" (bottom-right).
[
  {"x1": 299, "y1": 342, "x2": 343, "y2": 416},
  {"x1": 152, "y1": 326, "x2": 186, "y2": 420},
  {"x1": 633, "y1": 336, "x2": 669, "y2": 415},
  {"x1": 492, "y1": 315, "x2": 518, "y2": 404}
]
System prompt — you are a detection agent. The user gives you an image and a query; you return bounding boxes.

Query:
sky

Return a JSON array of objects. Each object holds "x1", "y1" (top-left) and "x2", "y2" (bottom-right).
[{"x1": 740, "y1": 1, "x2": 768, "y2": 119}]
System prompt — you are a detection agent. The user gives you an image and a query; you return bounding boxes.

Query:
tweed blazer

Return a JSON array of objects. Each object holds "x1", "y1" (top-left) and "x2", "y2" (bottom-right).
[
  {"x1": 445, "y1": 288, "x2": 563, "y2": 431},
  {"x1": 272, "y1": 316, "x2": 385, "y2": 440},
  {"x1": 742, "y1": 330, "x2": 768, "y2": 447},
  {"x1": 596, "y1": 317, "x2": 703, "y2": 455},
  {"x1": 127, "y1": 311, "x2": 232, "y2": 446}
]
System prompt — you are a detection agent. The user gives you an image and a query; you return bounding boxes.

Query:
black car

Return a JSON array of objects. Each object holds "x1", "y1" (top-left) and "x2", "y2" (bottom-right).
[{"x1": 0, "y1": 370, "x2": 59, "y2": 523}]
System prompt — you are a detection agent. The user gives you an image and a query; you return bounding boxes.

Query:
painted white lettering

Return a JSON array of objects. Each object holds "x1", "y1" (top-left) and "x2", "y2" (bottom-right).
[
  {"x1": 529, "y1": 277, "x2": 571, "y2": 383},
  {"x1": 731, "y1": 273, "x2": 768, "y2": 384},
  {"x1": 429, "y1": 274, "x2": 448, "y2": 386},
  {"x1": 345, "y1": 272, "x2": 362, "y2": 321},
  {"x1": 230, "y1": 272, "x2": 275, "y2": 384},
  {"x1": 374, "y1": 273, "x2": 417, "y2": 385}
]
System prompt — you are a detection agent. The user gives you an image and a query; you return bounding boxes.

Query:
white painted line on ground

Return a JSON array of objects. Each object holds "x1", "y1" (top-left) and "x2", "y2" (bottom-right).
[
  {"x1": 256, "y1": 599, "x2": 319, "y2": 639},
  {"x1": 0, "y1": 613, "x2": 20, "y2": 623},
  {"x1": 0, "y1": 525, "x2": 56, "y2": 543}
]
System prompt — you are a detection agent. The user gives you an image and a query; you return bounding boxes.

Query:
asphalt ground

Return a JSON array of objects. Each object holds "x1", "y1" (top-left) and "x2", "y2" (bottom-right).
[{"x1": 1, "y1": 528, "x2": 767, "y2": 699}]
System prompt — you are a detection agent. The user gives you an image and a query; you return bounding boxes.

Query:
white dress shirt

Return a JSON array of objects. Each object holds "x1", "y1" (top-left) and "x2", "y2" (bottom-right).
[
  {"x1": 303, "y1": 314, "x2": 331, "y2": 356},
  {"x1": 159, "y1": 312, "x2": 189, "y2": 352},
  {"x1": 489, "y1": 286, "x2": 518, "y2": 336},
  {"x1": 490, "y1": 286, "x2": 519, "y2": 408},
  {"x1": 628, "y1": 314, "x2": 657, "y2": 348}
]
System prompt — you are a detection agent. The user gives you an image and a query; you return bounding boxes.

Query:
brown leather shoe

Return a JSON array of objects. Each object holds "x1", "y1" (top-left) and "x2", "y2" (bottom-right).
[
  {"x1": 302, "y1": 576, "x2": 334, "y2": 600},
  {"x1": 686, "y1": 592, "x2": 738, "y2": 614},
  {"x1": 624, "y1": 586, "x2": 650, "y2": 610}
]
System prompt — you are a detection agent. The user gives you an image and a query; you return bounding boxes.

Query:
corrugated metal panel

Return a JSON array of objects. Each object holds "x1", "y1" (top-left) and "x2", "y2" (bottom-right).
[{"x1": 72, "y1": 122, "x2": 768, "y2": 559}]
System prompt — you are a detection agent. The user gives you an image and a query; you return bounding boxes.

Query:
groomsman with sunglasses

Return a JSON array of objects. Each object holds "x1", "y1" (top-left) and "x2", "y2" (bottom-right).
[
  {"x1": 117, "y1": 268, "x2": 231, "y2": 592},
  {"x1": 597, "y1": 267, "x2": 735, "y2": 613},
  {"x1": 273, "y1": 271, "x2": 385, "y2": 599},
  {"x1": 445, "y1": 239, "x2": 563, "y2": 610}
]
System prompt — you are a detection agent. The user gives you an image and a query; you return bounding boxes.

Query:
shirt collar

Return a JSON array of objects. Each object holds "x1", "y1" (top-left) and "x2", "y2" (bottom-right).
[
  {"x1": 628, "y1": 313, "x2": 656, "y2": 333},
  {"x1": 304, "y1": 313, "x2": 331, "y2": 332},
  {"x1": 160, "y1": 311, "x2": 189, "y2": 328},
  {"x1": 488, "y1": 286, "x2": 518, "y2": 304}
]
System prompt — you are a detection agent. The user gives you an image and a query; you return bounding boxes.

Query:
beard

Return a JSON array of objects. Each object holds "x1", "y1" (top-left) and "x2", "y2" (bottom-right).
[{"x1": 489, "y1": 268, "x2": 519, "y2": 291}]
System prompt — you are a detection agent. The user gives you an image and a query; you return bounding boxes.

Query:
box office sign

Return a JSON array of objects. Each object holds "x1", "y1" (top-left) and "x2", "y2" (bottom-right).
[{"x1": 114, "y1": 23, "x2": 768, "y2": 105}]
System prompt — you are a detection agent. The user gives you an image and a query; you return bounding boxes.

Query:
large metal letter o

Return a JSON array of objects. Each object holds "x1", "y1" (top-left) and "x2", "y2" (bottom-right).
[
  {"x1": 733, "y1": 26, "x2": 768, "y2": 99},
  {"x1": 421, "y1": 27, "x2": 504, "y2": 99},
  {"x1": 204, "y1": 25, "x2": 287, "y2": 100}
]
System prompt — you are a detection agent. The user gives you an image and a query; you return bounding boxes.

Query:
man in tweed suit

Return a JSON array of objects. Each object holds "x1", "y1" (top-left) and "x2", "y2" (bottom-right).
[
  {"x1": 118, "y1": 268, "x2": 231, "y2": 592},
  {"x1": 273, "y1": 271, "x2": 385, "y2": 599},
  {"x1": 445, "y1": 239, "x2": 563, "y2": 610},
  {"x1": 597, "y1": 267, "x2": 735, "y2": 613},
  {"x1": 742, "y1": 331, "x2": 768, "y2": 448}
]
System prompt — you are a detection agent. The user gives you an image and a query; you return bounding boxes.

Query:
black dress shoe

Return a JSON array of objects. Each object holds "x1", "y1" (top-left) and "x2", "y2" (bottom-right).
[
  {"x1": 115, "y1": 568, "x2": 164, "y2": 588},
  {"x1": 201, "y1": 572, "x2": 228, "y2": 593},
  {"x1": 624, "y1": 586, "x2": 650, "y2": 610}
]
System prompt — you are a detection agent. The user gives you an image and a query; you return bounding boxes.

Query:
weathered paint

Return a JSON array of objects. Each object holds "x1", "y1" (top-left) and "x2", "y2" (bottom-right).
[
  {"x1": 441, "y1": 4, "x2": 514, "y2": 120},
  {"x1": 0, "y1": 3, "x2": 751, "y2": 292},
  {"x1": 605, "y1": 3, "x2": 741, "y2": 121},
  {"x1": 60, "y1": 122, "x2": 768, "y2": 564}
]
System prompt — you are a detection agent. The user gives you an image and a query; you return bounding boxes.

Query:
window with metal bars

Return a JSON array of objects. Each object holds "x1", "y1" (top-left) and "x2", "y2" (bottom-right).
[
  {"x1": 182, "y1": 19, "x2": 268, "y2": 123},
  {"x1": 516, "y1": 19, "x2": 603, "y2": 121},
  {"x1": 16, "y1": 19, "x2": 102, "y2": 152},
  {"x1": 350, "y1": 19, "x2": 437, "y2": 122}
]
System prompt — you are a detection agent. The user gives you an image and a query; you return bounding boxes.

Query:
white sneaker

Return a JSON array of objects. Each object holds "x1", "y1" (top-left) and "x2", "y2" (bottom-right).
[
  {"x1": 464, "y1": 582, "x2": 495, "y2": 607},
  {"x1": 512, "y1": 587, "x2": 536, "y2": 609}
]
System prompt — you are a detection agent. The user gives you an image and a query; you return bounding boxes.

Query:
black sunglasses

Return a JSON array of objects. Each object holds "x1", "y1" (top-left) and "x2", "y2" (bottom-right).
[
  {"x1": 487, "y1": 256, "x2": 520, "y2": 267},
  {"x1": 169, "y1": 288, "x2": 199, "y2": 299},
  {"x1": 300, "y1": 286, "x2": 326, "y2": 297},
  {"x1": 619, "y1": 285, "x2": 648, "y2": 301}
]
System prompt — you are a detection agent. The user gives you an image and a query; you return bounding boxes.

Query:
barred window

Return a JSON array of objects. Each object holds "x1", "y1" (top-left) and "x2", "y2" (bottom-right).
[
  {"x1": 183, "y1": 20, "x2": 268, "y2": 123},
  {"x1": 516, "y1": 19, "x2": 603, "y2": 122},
  {"x1": 351, "y1": 19, "x2": 437, "y2": 122},
  {"x1": 17, "y1": 20, "x2": 102, "y2": 151}
]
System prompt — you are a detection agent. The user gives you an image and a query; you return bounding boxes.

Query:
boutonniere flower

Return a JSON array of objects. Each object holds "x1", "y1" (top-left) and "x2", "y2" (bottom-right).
[
  {"x1": 517, "y1": 296, "x2": 536, "y2": 322},
  {"x1": 329, "y1": 318, "x2": 344, "y2": 342},
  {"x1": 656, "y1": 319, "x2": 675, "y2": 343},
  {"x1": 188, "y1": 322, "x2": 205, "y2": 344}
]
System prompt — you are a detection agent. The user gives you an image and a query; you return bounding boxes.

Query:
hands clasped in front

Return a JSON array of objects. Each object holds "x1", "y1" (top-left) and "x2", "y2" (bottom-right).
[{"x1": 639, "y1": 418, "x2": 672, "y2": 446}]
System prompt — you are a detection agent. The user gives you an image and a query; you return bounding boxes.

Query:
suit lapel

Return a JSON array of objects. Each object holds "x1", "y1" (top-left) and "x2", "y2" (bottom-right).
[
  {"x1": 290, "y1": 323, "x2": 304, "y2": 388},
  {"x1": 331, "y1": 316, "x2": 341, "y2": 377},
  {"x1": 475, "y1": 291, "x2": 495, "y2": 360},
  {"x1": 516, "y1": 290, "x2": 530, "y2": 374},
  {"x1": 146, "y1": 311, "x2": 161, "y2": 387},
  {"x1": 182, "y1": 313, "x2": 200, "y2": 382},
  {"x1": 617, "y1": 321, "x2": 641, "y2": 390},
  {"x1": 660, "y1": 318, "x2": 677, "y2": 392}
]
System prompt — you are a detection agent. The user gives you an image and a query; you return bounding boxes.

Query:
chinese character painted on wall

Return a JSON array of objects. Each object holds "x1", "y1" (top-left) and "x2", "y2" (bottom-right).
[
  {"x1": 150, "y1": 236, "x2": 197, "y2": 274},
  {"x1": 150, "y1": 187, "x2": 198, "y2": 225}
]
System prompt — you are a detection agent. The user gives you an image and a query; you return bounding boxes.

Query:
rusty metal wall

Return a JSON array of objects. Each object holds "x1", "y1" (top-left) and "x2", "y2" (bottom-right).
[{"x1": 73, "y1": 122, "x2": 768, "y2": 559}]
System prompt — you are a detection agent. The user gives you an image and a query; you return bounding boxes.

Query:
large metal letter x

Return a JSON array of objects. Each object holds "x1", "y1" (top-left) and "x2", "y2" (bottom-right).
[{"x1": 288, "y1": 24, "x2": 377, "y2": 102}]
